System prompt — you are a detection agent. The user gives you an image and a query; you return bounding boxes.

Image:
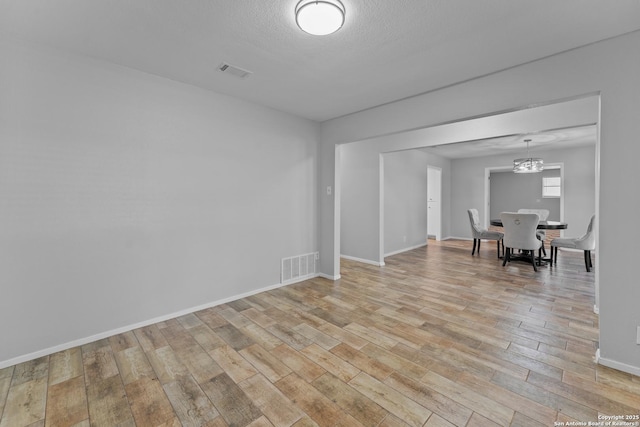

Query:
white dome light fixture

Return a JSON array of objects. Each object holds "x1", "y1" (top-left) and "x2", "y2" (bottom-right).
[{"x1": 295, "y1": 0, "x2": 345, "y2": 36}]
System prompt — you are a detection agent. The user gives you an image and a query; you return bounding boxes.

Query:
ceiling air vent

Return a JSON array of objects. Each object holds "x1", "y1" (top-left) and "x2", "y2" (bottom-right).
[{"x1": 217, "y1": 62, "x2": 252, "y2": 79}]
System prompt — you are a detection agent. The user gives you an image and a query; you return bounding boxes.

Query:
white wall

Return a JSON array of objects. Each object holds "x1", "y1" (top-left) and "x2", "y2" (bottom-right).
[
  {"x1": 320, "y1": 32, "x2": 640, "y2": 375},
  {"x1": 0, "y1": 38, "x2": 320, "y2": 366}
]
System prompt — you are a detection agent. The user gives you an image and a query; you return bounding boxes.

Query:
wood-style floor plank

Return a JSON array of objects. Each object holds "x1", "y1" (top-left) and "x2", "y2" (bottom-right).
[
  {"x1": 47, "y1": 348, "x2": 83, "y2": 386},
  {"x1": 2, "y1": 240, "x2": 639, "y2": 427},
  {"x1": 383, "y1": 371, "x2": 473, "y2": 427},
  {"x1": 239, "y1": 344, "x2": 293, "y2": 383},
  {"x1": 44, "y1": 375, "x2": 88, "y2": 427},
  {"x1": 125, "y1": 376, "x2": 179, "y2": 427},
  {"x1": 349, "y1": 372, "x2": 432, "y2": 427},
  {"x1": 0, "y1": 367, "x2": 13, "y2": 421},
  {"x1": 239, "y1": 373, "x2": 306, "y2": 427},
  {"x1": 85, "y1": 375, "x2": 135, "y2": 426},
  {"x1": 201, "y1": 373, "x2": 263, "y2": 427},
  {"x1": 312, "y1": 372, "x2": 388, "y2": 426},
  {"x1": 162, "y1": 373, "x2": 221, "y2": 426},
  {"x1": 275, "y1": 373, "x2": 361, "y2": 427},
  {"x1": 0, "y1": 376, "x2": 47, "y2": 427}
]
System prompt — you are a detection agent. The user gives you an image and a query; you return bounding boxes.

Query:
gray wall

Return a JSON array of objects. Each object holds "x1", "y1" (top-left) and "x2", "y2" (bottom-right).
[
  {"x1": 339, "y1": 140, "x2": 380, "y2": 262},
  {"x1": 490, "y1": 169, "x2": 562, "y2": 220},
  {"x1": 337, "y1": 98, "x2": 595, "y2": 264},
  {"x1": 0, "y1": 39, "x2": 320, "y2": 365},
  {"x1": 453, "y1": 145, "x2": 596, "y2": 238},
  {"x1": 383, "y1": 149, "x2": 452, "y2": 257},
  {"x1": 340, "y1": 141, "x2": 451, "y2": 263},
  {"x1": 383, "y1": 150, "x2": 428, "y2": 256},
  {"x1": 321, "y1": 32, "x2": 640, "y2": 375}
]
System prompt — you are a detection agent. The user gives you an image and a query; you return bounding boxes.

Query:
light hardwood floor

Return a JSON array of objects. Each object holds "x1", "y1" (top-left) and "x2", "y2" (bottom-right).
[{"x1": 1, "y1": 239, "x2": 639, "y2": 427}]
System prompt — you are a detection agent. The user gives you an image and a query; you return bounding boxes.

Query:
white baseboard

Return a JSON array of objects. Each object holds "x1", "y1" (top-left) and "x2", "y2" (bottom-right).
[
  {"x1": 384, "y1": 242, "x2": 428, "y2": 257},
  {"x1": 593, "y1": 305, "x2": 599, "y2": 314},
  {"x1": 597, "y1": 354, "x2": 640, "y2": 377},
  {"x1": 340, "y1": 254, "x2": 384, "y2": 267},
  {"x1": 318, "y1": 272, "x2": 341, "y2": 281},
  {"x1": 0, "y1": 279, "x2": 295, "y2": 370}
]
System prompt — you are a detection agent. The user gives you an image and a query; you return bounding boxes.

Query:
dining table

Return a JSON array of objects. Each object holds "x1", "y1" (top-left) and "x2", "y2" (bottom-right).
[
  {"x1": 489, "y1": 219, "x2": 568, "y2": 230},
  {"x1": 489, "y1": 218, "x2": 568, "y2": 265}
]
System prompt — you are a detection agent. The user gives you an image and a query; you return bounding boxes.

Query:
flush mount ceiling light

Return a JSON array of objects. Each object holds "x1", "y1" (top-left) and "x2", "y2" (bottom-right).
[
  {"x1": 295, "y1": 0, "x2": 345, "y2": 36},
  {"x1": 513, "y1": 139, "x2": 544, "y2": 173}
]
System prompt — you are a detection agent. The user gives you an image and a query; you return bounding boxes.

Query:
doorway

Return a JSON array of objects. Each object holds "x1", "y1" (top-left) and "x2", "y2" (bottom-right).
[{"x1": 427, "y1": 166, "x2": 442, "y2": 240}]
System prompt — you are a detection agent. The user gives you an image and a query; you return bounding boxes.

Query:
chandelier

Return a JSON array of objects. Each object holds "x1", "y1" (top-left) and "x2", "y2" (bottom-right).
[{"x1": 513, "y1": 139, "x2": 544, "y2": 173}]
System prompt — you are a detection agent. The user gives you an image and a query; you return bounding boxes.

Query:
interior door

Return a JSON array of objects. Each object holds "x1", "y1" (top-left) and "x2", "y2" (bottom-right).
[{"x1": 427, "y1": 166, "x2": 442, "y2": 240}]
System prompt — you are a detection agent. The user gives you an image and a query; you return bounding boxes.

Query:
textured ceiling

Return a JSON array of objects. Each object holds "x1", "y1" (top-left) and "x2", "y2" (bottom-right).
[{"x1": 2, "y1": 0, "x2": 640, "y2": 121}]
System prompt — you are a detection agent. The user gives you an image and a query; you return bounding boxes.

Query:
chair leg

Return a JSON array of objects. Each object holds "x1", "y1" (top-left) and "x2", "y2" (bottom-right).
[
  {"x1": 541, "y1": 241, "x2": 546, "y2": 256},
  {"x1": 553, "y1": 246, "x2": 558, "y2": 264},
  {"x1": 502, "y1": 248, "x2": 510, "y2": 266},
  {"x1": 477, "y1": 239, "x2": 481, "y2": 254},
  {"x1": 471, "y1": 239, "x2": 477, "y2": 255},
  {"x1": 584, "y1": 250, "x2": 592, "y2": 272},
  {"x1": 532, "y1": 250, "x2": 538, "y2": 272}
]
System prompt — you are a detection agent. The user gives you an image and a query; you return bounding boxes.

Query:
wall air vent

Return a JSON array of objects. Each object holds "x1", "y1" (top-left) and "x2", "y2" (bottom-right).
[
  {"x1": 217, "y1": 62, "x2": 252, "y2": 79},
  {"x1": 281, "y1": 252, "x2": 319, "y2": 285}
]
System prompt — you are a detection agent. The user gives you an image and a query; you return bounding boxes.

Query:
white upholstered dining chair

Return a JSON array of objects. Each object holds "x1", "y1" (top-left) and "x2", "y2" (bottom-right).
[
  {"x1": 467, "y1": 208, "x2": 504, "y2": 258},
  {"x1": 500, "y1": 212, "x2": 542, "y2": 271},
  {"x1": 517, "y1": 208, "x2": 550, "y2": 255},
  {"x1": 551, "y1": 214, "x2": 596, "y2": 272}
]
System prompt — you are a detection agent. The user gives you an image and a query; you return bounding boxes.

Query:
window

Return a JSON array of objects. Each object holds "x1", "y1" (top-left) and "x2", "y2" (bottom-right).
[{"x1": 542, "y1": 176, "x2": 561, "y2": 198}]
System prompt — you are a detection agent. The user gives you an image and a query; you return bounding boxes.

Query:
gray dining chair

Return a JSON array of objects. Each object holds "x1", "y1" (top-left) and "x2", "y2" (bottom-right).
[
  {"x1": 550, "y1": 214, "x2": 596, "y2": 272},
  {"x1": 467, "y1": 208, "x2": 504, "y2": 258},
  {"x1": 500, "y1": 212, "x2": 543, "y2": 271},
  {"x1": 517, "y1": 208, "x2": 550, "y2": 255}
]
